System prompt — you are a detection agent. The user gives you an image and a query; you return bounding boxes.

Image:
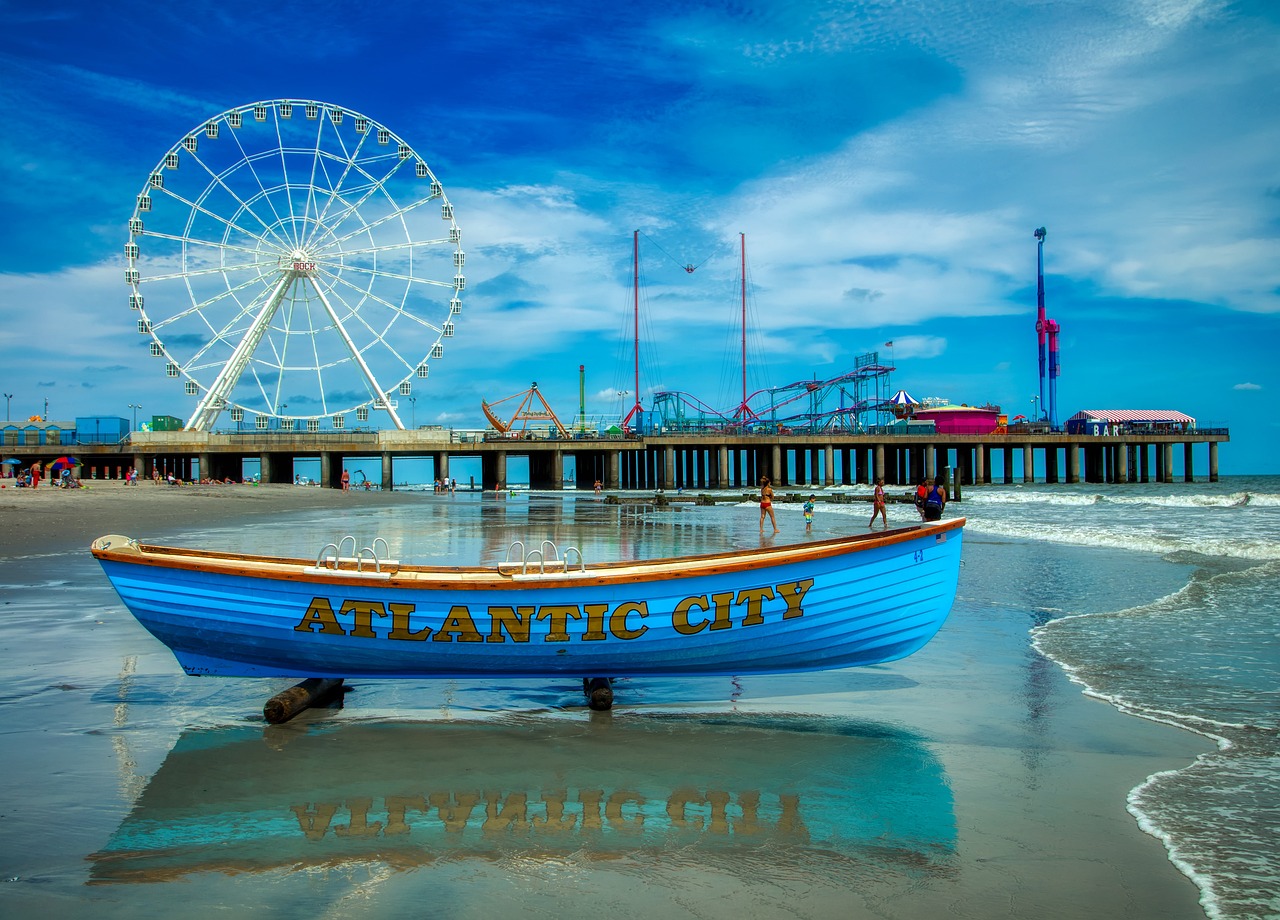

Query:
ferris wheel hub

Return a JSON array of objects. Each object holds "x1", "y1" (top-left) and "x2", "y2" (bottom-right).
[{"x1": 286, "y1": 250, "x2": 317, "y2": 275}]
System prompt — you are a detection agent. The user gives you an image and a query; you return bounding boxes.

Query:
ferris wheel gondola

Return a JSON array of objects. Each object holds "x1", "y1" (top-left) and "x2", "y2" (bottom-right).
[{"x1": 124, "y1": 99, "x2": 464, "y2": 431}]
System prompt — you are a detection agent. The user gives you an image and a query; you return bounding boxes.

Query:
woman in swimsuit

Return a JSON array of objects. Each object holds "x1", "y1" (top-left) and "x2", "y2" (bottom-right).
[
  {"x1": 759, "y1": 476, "x2": 779, "y2": 533},
  {"x1": 869, "y1": 477, "x2": 887, "y2": 527}
]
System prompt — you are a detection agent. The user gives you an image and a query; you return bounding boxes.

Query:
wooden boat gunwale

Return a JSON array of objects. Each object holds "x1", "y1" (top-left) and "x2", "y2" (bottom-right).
[{"x1": 91, "y1": 518, "x2": 965, "y2": 591}]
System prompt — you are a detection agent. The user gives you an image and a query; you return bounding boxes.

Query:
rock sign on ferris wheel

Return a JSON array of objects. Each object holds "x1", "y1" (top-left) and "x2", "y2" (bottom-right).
[{"x1": 124, "y1": 99, "x2": 464, "y2": 431}]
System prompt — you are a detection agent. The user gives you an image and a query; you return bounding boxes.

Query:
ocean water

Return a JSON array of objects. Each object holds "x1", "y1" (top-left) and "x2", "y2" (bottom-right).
[
  {"x1": 953, "y1": 476, "x2": 1280, "y2": 920},
  {"x1": 1, "y1": 478, "x2": 1275, "y2": 919}
]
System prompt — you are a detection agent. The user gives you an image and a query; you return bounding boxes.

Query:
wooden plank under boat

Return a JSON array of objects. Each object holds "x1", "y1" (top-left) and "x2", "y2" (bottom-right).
[{"x1": 91, "y1": 519, "x2": 965, "y2": 680}]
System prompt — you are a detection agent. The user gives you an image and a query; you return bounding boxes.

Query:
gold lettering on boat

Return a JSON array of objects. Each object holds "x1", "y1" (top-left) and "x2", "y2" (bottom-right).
[
  {"x1": 434, "y1": 605, "x2": 483, "y2": 642},
  {"x1": 341, "y1": 600, "x2": 386, "y2": 638},
  {"x1": 777, "y1": 578, "x2": 815, "y2": 619},
  {"x1": 387, "y1": 602, "x2": 430, "y2": 640},
  {"x1": 735, "y1": 586, "x2": 775, "y2": 626},
  {"x1": 536, "y1": 604, "x2": 582, "y2": 642},
  {"x1": 292, "y1": 578, "x2": 810, "y2": 643},
  {"x1": 294, "y1": 598, "x2": 346, "y2": 635},
  {"x1": 486, "y1": 605, "x2": 533, "y2": 643},
  {"x1": 709, "y1": 591, "x2": 735, "y2": 630},
  {"x1": 609, "y1": 601, "x2": 648, "y2": 640},
  {"x1": 672, "y1": 595, "x2": 710, "y2": 635},
  {"x1": 582, "y1": 603, "x2": 609, "y2": 641}
]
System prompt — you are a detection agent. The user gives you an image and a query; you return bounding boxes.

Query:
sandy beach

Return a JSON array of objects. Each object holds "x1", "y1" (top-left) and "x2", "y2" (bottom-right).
[
  {"x1": 0, "y1": 484, "x2": 1219, "y2": 920},
  {"x1": 0, "y1": 479, "x2": 405, "y2": 554}
]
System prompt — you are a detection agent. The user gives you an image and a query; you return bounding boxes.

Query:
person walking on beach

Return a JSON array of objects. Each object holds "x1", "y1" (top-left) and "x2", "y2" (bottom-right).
[
  {"x1": 759, "y1": 476, "x2": 779, "y2": 533},
  {"x1": 869, "y1": 478, "x2": 887, "y2": 527},
  {"x1": 30, "y1": 463, "x2": 41, "y2": 489},
  {"x1": 923, "y1": 476, "x2": 947, "y2": 521},
  {"x1": 341, "y1": 468, "x2": 350, "y2": 492},
  {"x1": 803, "y1": 494, "x2": 815, "y2": 532}
]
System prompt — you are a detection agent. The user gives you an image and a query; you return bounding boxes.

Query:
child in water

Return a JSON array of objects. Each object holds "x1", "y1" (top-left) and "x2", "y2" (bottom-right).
[{"x1": 803, "y1": 494, "x2": 815, "y2": 531}]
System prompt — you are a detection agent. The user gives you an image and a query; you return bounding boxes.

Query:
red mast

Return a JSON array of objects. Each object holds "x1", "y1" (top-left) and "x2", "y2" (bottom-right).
[
  {"x1": 621, "y1": 229, "x2": 643, "y2": 432},
  {"x1": 732, "y1": 232, "x2": 758, "y2": 427},
  {"x1": 741, "y1": 232, "x2": 747, "y2": 419}
]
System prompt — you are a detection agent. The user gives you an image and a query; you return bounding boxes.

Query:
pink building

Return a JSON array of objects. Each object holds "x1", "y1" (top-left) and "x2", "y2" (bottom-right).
[{"x1": 910, "y1": 405, "x2": 1001, "y2": 435}]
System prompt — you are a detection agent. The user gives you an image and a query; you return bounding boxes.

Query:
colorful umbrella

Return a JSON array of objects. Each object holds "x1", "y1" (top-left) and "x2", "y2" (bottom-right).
[{"x1": 49, "y1": 456, "x2": 81, "y2": 471}]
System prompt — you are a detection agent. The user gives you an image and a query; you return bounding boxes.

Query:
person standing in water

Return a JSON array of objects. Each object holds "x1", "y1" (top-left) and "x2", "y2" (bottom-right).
[
  {"x1": 759, "y1": 476, "x2": 779, "y2": 533},
  {"x1": 869, "y1": 477, "x2": 888, "y2": 527},
  {"x1": 803, "y1": 494, "x2": 816, "y2": 532},
  {"x1": 924, "y1": 476, "x2": 948, "y2": 521}
]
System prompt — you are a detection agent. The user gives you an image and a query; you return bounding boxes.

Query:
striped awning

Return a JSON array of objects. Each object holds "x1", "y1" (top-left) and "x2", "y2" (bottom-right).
[{"x1": 1069, "y1": 410, "x2": 1195, "y2": 424}]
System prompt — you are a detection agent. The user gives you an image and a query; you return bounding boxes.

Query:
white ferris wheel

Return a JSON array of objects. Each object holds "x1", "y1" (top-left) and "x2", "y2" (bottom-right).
[{"x1": 125, "y1": 98, "x2": 464, "y2": 431}]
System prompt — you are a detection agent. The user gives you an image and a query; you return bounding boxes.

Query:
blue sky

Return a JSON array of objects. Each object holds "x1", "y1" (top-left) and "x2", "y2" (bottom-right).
[{"x1": 1, "y1": 0, "x2": 1277, "y2": 472}]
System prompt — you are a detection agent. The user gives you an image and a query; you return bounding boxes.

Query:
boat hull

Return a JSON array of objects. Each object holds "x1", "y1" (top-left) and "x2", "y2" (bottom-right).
[{"x1": 92, "y1": 520, "x2": 964, "y2": 679}]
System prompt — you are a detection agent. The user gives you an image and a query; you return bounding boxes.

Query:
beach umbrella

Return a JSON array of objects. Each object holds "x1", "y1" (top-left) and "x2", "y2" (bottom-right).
[
  {"x1": 1, "y1": 458, "x2": 20, "y2": 465},
  {"x1": 49, "y1": 456, "x2": 80, "y2": 471},
  {"x1": 889, "y1": 390, "x2": 918, "y2": 406},
  {"x1": 1011, "y1": 414, "x2": 1026, "y2": 422}
]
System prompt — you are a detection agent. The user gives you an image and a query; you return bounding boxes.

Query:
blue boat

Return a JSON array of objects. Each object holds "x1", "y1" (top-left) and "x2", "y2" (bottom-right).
[{"x1": 91, "y1": 519, "x2": 964, "y2": 685}]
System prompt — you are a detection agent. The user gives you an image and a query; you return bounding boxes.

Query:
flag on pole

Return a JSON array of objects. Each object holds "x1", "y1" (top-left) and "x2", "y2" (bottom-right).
[{"x1": 884, "y1": 341, "x2": 893, "y2": 347}]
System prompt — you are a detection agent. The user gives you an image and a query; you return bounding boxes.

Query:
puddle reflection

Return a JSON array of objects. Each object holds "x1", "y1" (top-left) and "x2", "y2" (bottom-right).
[{"x1": 89, "y1": 714, "x2": 956, "y2": 883}]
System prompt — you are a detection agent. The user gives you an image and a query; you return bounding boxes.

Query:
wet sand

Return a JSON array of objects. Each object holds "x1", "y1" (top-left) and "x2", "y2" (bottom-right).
[
  {"x1": 0, "y1": 487, "x2": 1216, "y2": 919},
  {"x1": 0, "y1": 479, "x2": 403, "y2": 554}
]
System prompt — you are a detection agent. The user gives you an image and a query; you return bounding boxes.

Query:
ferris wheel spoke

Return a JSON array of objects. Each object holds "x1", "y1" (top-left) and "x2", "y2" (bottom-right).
[
  {"x1": 325, "y1": 269, "x2": 444, "y2": 333},
  {"x1": 140, "y1": 229, "x2": 276, "y2": 260},
  {"x1": 328, "y1": 236, "x2": 455, "y2": 259},
  {"x1": 148, "y1": 184, "x2": 289, "y2": 256},
  {"x1": 270, "y1": 115, "x2": 302, "y2": 249},
  {"x1": 153, "y1": 274, "x2": 269, "y2": 331},
  {"x1": 325, "y1": 261, "x2": 452, "y2": 288},
  {"x1": 188, "y1": 271, "x2": 295, "y2": 429},
  {"x1": 182, "y1": 282, "x2": 278, "y2": 371},
  {"x1": 324, "y1": 282, "x2": 417, "y2": 373},
  {"x1": 307, "y1": 132, "x2": 375, "y2": 244},
  {"x1": 306, "y1": 157, "x2": 422, "y2": 250},
  {"x1": 308, "y1": 279, "x2": 405, "y2": 430},
  {"x1": 220, "y1": 117, "x2": 297, "y2": 250},
  {"x1": 321, "y1": 192, "x2": 441, "y2": 252},
  {"x1": 142, "y1": 260, "x2": 271, "y2": 284},
  {"x1": 179, "y1": 151, "x2": 297, "y2": 253}
]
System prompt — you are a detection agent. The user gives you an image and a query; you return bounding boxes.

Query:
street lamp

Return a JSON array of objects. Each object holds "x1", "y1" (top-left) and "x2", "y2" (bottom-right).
[
  {"x1": 2, "y1": 393, "x2": 11, "y2": 422},
  {"x1": 1031, "y1": 395, "x2": 1040, "y2": 422},
  {"x1": 128, "y1": 404, "x2": 141, "y2": 431},
  {"x1": 408, "y1": 396, "x2": 417, "y2": 428}
]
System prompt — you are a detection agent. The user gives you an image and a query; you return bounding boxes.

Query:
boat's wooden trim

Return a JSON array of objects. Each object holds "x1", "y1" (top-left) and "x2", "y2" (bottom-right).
[{"x1": 92, "y1": 518, "x2": 965, "y2": 590}]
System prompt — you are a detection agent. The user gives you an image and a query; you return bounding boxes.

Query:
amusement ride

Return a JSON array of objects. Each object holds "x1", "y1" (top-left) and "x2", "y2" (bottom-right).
[{"x1": 125, "y1": 98, "x2": 464, "y2": 432}]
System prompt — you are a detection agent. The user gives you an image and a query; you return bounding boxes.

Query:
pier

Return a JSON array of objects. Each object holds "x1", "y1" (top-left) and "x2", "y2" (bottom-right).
[{"x1": 5, "y1": 427, "x2": 1228, "y2": 489}]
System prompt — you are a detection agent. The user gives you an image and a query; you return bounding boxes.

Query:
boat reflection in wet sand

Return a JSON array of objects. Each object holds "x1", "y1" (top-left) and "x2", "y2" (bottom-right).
[
  {"x1": 90, "y1": 521, "x2": 964, "y2": 695},
  {"x1": 88, "y1": 715, "x2": 957, "y2": 883}
]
